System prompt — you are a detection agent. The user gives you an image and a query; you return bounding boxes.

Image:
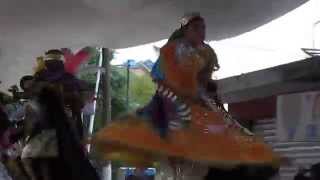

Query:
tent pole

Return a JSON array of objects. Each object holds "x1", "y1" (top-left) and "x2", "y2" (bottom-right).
[{"x1": 101, "y1": 47, "x2": 112, "y2": 180}]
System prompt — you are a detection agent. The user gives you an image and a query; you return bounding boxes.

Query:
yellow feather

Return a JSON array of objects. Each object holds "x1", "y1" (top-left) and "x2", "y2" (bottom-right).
[{"x1": 33, "y1": 56, "x2": 46, "y2": 74}]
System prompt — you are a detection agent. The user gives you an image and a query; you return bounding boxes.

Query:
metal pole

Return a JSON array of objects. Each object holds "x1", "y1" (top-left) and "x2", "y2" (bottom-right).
[
  {"x1": 87, "y1": 47, "x2": 103, "y2": 152},
  {"x1": 312, "y1": 20, "x2": 320, "y2": 49},
  {"x1": 102, "y1": 47, "x2": 112, "y2": 180},
  {"x1": 102, "y1": 49, "x2": 112, "y2": 124},
  {"x1": 126, "y1": 60, "x2": 130, "y2": 111},
  {"x1": 312, "y1": 0, "x2": 320, "y2": 49}
]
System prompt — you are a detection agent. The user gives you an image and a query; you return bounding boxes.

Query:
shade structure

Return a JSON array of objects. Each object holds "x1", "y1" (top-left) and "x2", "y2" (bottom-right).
[{"x1": 0, "y1": 0, "x2": 308, "y2": 91}]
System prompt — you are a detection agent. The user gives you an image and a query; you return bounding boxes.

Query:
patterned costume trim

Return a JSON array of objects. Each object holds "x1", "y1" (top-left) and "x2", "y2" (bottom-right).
[
  {"x1": 156, "y1": 83, "x2": 192, "y2": 130},
  {"x1": 199, "y1": 93, "x2": 254, "y2": 136},
  {"x1": 157, "y1": 82, "x2": 253, "y2": 136}
]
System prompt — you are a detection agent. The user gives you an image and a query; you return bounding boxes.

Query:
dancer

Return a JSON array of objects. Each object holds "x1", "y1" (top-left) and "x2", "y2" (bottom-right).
[
  {"x1": 21, "y1": 84, "x2": 99, "y2": 180},
  {"x1": 17, "y1": 49, "x2": 98, "y2": 180},
  {"x1": 93, "y1": 12, "x2": 280, "y2": 178},
  {"x1": 33, "y1": 49, "x2": 92, "y2": 142}
]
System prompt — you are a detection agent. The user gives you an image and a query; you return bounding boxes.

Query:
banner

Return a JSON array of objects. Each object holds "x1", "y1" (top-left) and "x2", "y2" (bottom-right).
[{"x1": 277, "y1": 91, "x2": 320, "y2": 141}]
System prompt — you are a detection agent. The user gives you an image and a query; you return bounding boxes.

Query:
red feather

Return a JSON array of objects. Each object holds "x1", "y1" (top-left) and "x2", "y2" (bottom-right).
[{"x1": 63, "y1": 47, "x2": 92, "y2": 74}]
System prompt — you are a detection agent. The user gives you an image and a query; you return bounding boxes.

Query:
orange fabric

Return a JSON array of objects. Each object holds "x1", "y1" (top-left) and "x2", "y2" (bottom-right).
[
  {"x1": 181, "y1": 105, "x2": 277, "y2": 165},
  {"x1": 92, "y1": 41, "x2": 280, "y2": 168},
  {"x1": 160, "y1": 42, "x2": 199, "y2": 98},
  {"x1": 93, "y1": 105, "x2": 279, "y2": 168}
]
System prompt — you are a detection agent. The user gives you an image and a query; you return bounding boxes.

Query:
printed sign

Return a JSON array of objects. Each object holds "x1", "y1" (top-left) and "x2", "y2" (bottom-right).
[{"x1": 277, "y1": 91, "x2": 320, "y2": 141}]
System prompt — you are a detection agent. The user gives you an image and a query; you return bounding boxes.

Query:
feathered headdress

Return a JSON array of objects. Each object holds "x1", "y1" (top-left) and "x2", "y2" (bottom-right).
[
  {"x1": 179, "y1": 12, "x2": 202, "y2": 27},
  {"x1": 44, "y1": 49, "x2": 64, "y2": 61},
  {"x1": 168, "y1": 12, "x2": 203, "y2": 42},
  {"x1": 62, "y1": 47, "x2": 97, "y2": 75},
  {"x1": 33, "y1": 56, "x2": 46, "y2": 74}
]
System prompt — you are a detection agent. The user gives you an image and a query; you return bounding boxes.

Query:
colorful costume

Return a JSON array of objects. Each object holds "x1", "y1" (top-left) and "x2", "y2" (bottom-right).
[
  {"x1": 93, "y1": 13, "x2": 280, "y2": 171},
  {"x1": 20, "y1": 84, "x2": 99, "y2": 180},
  {"x1": 20, "y1": 49, "x2": 99, "y2": 180},
  {"x1": 0, "y1": 104, "x2": 22, "y2": 180},
  {"x1": 93, "y1": 37, "x2": 280, "y2": 168},
  {"x1": 33, "y1": 49, "x2": 93, "y2": 141}
]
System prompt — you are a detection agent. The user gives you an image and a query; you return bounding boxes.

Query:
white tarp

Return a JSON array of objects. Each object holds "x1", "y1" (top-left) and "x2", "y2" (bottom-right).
[
  {"x1": 0, "y1": 0, "x2": 309, "y2": 91},
  {"x1": 113, "y1": 0, "x2": 319, "y2": 79}
]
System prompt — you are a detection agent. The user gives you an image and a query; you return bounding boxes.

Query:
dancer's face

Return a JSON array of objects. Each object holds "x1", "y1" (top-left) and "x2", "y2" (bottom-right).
[{"x1": 185, "y1": 18, "x2": 206, "y2": 46}]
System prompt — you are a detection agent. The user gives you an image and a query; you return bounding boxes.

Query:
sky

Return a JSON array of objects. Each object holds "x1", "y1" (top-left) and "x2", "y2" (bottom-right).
[{"x1": 112, "y1": 0, "x2": 319, "y2": 79}]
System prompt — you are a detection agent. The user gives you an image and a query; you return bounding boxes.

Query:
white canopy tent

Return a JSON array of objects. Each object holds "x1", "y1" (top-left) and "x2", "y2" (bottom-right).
[
  {"x1": 114, "y1": 0, "x2": 319, "y2": 79},
  {"x1": 0, "y1": 0, "x2": 309, "y2": 90}
]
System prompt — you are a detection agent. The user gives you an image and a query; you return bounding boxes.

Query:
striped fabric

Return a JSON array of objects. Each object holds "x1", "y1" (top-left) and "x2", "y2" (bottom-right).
[{"x1": 156, "y1": 84, "x2": 192, "y2": 130}]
